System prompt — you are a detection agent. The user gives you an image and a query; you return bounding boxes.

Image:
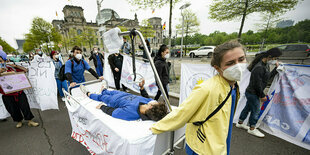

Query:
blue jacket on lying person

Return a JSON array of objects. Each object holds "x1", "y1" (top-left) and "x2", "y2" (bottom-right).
[{"x1": 80, "y1": 80, "x2": 168, "y2": 121}]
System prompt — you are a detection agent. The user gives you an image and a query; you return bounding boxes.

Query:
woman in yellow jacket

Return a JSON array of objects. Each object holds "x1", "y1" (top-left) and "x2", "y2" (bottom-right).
[{"x1": 150, "y1": 40, "x2": 247, "y2": 155}]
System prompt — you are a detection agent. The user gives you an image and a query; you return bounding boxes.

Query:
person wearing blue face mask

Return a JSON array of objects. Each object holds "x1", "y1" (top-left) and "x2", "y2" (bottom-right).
[
  {"x1": 65, "y1": 46, "x2": 104, "y2": 88},
  {"x1": 0, "y1": 49, "x2": 39, "y2": 128},
  {"x1": 236, "y1": 47, "x2": 282, "y2": 138}
]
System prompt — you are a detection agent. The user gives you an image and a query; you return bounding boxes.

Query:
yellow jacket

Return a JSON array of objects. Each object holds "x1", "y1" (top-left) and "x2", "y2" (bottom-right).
[{"x1": 151, "y1": 75, "x2": 239, "y2": 155}]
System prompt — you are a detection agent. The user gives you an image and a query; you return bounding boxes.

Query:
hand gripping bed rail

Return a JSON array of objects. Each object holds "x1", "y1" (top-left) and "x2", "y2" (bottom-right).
[{"x1": 118, "y1": 30, "x2": 175, "y2": 155}]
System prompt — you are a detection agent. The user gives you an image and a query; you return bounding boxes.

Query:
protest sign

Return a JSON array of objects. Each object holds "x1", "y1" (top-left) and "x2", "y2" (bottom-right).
[{"x1": 0, "y1": 72, "x2": 32, "y2": 94}]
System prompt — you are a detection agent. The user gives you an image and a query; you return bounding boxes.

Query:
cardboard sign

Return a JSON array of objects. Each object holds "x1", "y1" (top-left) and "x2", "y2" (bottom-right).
[{"x1": 0, "y1": 72, "x2": 32, "y2": 94}]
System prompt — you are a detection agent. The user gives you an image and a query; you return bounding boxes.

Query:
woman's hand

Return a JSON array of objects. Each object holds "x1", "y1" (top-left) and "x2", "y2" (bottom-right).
[{"x1": 260, "y1": 96, "x2": 267, "y2": 102}]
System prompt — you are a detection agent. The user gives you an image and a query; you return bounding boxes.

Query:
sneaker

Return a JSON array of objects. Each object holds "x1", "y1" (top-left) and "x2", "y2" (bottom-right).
[
  {"x1": 16, "y1": 122, "x2": 23, "y2": 128},
  {"x1": 100, "y1": 81, "x2": 108, "y2": 92},
  {"x1": 61, "y1": 97, "x2": 66, "y2": 102},
  {"x1": 247, "y1": 128, "x2": 265, "y2": 138},
  {"x1": 236, "y1": 123, "x2": 249, "y2": 130},
  {"x1": 28, "y1": 120, "x2": 39, "y2": 127},
  {"x1": 80, "y1": 85, "x2": 88, "y2": 95}
]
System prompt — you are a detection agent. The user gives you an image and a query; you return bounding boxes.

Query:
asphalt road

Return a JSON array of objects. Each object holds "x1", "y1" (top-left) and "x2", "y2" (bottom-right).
[{"x1": 0, "y1": 58, "x2": 309, "y2": 155}]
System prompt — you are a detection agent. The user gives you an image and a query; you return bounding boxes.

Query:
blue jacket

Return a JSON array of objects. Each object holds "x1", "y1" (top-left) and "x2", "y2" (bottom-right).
[
  {"x1": 64, "y1": 59, "x2": 90, "y2": 83},
  {"x1": 89, "y1": 89, "x2": 153, "y2": 121},
  {"x1": 52, "y1": 59, "x2": 62, "y2": 79}
]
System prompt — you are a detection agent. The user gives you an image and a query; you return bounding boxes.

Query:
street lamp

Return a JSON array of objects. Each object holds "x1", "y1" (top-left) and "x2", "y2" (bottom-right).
[
  {"x1": 179, "y1": 3, "x2": 190, "y2": 59},
  {"x1": 43, "y1": 29, "x2": 51, "y2": 53}
]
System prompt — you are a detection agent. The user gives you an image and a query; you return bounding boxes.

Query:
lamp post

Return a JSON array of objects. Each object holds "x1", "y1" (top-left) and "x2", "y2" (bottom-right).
[
  {"x1": 43, "y1": 29, "x2": 51, "y2": 53},
  {"x1": 179, "y1": 3, "x2": 190, "y2": 60}
]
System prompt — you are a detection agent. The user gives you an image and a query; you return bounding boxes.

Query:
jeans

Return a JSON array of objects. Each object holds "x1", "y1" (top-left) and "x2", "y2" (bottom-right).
[
  {"x1": 238, "y1": 92, "x2": 261, "y2": 128},
  {"x1": 96, "y1": 65, "x2": 103, "y2": 77},
  {"x1": 56, "y1": 79, "x2": 68, "y2": 97},
  {"x1": 185, "y1": 144, "x2": 198, "y2": 155}
]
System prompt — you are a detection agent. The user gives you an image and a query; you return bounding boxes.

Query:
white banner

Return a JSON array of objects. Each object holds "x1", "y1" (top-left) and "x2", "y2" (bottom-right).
[
  {"x1": 0, "y1": 61, "x2": 58, "y2": 119},
  {"x1": 66, "y1": 88, "x2": 156, "y2": 155},
  {"x1": 104, "y1": 53, "x2": 158, "y2": 96},
  {"x1": 179, "y1": 63, "x2": 216, "y2": 105},
  {"x1": 120, "y1": 55, "x2": 158, "y2": 96},
  {"x1": 26, "y1": 61, "x2": 58, "y2": 110}
]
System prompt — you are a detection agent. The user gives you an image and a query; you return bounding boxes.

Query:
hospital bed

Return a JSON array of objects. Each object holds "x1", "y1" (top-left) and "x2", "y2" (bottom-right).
[
  {"x1": 63, "y1": 80, "x2": 185, "y2": 155},
  {"x1": 63, "y1": 29, "x2": 185, "y2": 154}
]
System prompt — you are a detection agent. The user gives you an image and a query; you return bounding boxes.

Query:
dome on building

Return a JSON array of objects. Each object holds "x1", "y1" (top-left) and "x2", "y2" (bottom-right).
[{"x1": 96, "y1": 8, "x2": 120, "y2": 24}]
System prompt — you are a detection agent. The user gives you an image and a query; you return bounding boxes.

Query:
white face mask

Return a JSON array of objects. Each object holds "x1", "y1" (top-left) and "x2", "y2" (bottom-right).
[
  {"x1": 222, "y1": 63, "x2": 247, "y2": 82},
  {"x1": 55, "y1": 55, "x2": 59, "y2": 59},
  {"x1": 75, "y1": 54, "x2": 82, "y2": 60},
  {"x1": 94, "y1": 50, "x2": 98, "y2": 54},
  {"x1": 164, "y1": 53, "x2": 170, "y2": 59},
  {"x1": 267, "y1": 60, "x2": 277, "y2": 65}
]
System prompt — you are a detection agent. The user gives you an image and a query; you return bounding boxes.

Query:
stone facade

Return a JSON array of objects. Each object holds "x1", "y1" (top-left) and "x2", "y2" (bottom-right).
[{"x1": 52, "y1": 5, "x2": 163, "y2": 53}]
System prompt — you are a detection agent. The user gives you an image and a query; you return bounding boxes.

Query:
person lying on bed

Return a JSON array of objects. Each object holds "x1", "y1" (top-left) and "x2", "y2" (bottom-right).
[{"x1": 79, "y1": 79, "x2": 168, "y2": 121}]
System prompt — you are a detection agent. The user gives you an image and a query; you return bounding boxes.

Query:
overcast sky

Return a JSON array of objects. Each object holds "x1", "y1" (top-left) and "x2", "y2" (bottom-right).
[{"x1": 1, "y1": 0, "x2": 309, "y2": 48}]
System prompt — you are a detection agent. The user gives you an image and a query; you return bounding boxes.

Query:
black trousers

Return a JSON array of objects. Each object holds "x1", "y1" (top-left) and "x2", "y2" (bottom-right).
[
  {"x1": 2, "y1": 92, "x2": 34, "y2": 122},
  {"x1": 154, "y1": 84, "x2": 169, "y2": 101},
  {"x1": 112, "y1": 72, "x2": 127, "y2": 91}
]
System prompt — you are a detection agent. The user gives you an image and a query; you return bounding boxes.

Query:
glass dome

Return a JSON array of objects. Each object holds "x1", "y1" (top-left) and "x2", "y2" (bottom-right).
[{"x1": 96, "y1": 8, "x2": 120, "y2": 24}]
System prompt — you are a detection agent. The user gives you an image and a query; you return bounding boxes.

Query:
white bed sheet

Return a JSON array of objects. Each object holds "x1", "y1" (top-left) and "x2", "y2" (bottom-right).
[{"x1": 66, "y1": 83, "x2": 185, "y2": 155}]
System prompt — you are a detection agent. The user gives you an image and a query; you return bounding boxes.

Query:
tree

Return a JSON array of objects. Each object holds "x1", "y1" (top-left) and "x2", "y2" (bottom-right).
[
  {"x1": 24, "y1": 17, "x2": 61, "y2": 53},
  {"x1": 209, "y1": 0, "x2": 298, "y2": 40},
  {"x1": 175, "y1": 9, "x2": 200, "y2": 52},
  {"x1": 81, "y1": 27, "x2": 97, "y2": 51},
  {"x1": 140, "y1": 19, "x2": 156, "y2": 39},
  {"x1": 0, "y1": 37, "x2": 15, "y2": 53},
  {"x1": 127, "y1": 0, "x2": 181, "y2": 47}
]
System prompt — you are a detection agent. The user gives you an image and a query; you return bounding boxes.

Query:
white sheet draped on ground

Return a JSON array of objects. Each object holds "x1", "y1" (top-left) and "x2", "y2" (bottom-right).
[
  {"x1": 0, "y1": 61, "x2": 58, "y2": 119},
  {"x1": 103, "y1": 53, "x2": 158, "y2": 96},
  {"x1": 66, "y1": 83, "x2": 159, "y2": 155}
]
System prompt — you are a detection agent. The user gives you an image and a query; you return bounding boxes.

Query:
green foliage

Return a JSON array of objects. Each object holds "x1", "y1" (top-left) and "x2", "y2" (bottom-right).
[
  {"x1": 127, "y1": 0, "x2": 182, "y2": 46},
  {"x1": 23, "y1": 17, "x2": 61, "y2": 53},
  {"x1": 209, "y1": 0, "x2": 299, "y2": 39},
  {"x1": 174, "y1": 20, "x2": 310, "y2": 48},
  {"x1": 140, "y1": 19, "x2": 156, "y2": 39},
  {"x1": 0, "y1": 37, "x2": 15, "y2": 53},
  {"x1": 175, "y1": 9, "x2": 200, "y2": 36},
  {"x1": 81, "y1": 27, "x2": 97, "y2": 51}
]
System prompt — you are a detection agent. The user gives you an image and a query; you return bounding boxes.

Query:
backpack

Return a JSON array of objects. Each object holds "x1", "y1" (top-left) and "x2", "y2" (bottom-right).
[{"x1": 58, "y1": 59, "x2": 85, "y2": 81}]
